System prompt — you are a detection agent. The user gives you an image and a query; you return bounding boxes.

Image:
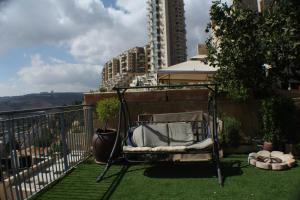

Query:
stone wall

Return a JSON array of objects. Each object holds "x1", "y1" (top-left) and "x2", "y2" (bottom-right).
[
  {"x1": 85, "y1": 89, "x2": 300, "y2": 139},
  {"x1": 84, "y1": 89, "x2": 265, "y2": 139}
]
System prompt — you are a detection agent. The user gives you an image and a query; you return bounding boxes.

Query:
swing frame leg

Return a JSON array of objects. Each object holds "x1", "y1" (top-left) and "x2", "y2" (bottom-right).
[
  {"x1": 96, "y1": 160, "x2": 112, "y2": 182},
  {"x1": 96, "y1": 89, "x2": 126, "y2": 182},
  {"x1": 215, "y1": 150, "x2": 223, "y2": 187}
]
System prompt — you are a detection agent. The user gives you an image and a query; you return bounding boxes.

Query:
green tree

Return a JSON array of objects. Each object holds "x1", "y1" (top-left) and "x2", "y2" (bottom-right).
[
  {"x1": 261, "y1": 97, "x2": 297, "y2": 146},
  {"x1": 206, "y1": 0, "x2": 300, "y2": 100},
  {"x1": 260, "y1": 0, "x2": 300, "y2": 89},
  {"x1": 96, "y1": 97, "x2": 120, "y2": 131},
  {"x1": 206, "y1": 1, "x2": 267, "y2": 101}
]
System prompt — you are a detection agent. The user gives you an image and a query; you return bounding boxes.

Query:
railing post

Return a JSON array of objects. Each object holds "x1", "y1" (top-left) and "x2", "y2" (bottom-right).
[
  {"x1": 0, "y1": 105, "x2": 93, "y2": 199},
  {"x1": 85, "y1": 106, "x2": 94, "y2": 153},
  {"x1": 7, "y1": 118, "x2": 22, "y2": 200},
  {"x1": 59, "y1": 113, "x2": 69, "y2": 172}
]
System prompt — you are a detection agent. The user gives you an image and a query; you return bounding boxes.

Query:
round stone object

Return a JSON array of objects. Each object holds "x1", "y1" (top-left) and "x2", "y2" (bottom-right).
[{"x1": 257, "y1": 150, "x2": 271, "y2": 158}]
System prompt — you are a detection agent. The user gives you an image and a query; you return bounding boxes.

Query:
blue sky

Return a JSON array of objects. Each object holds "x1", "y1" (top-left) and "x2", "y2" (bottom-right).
[
  {"x1": 0, "y1": 45, "x2": 75, "y2": 81},
  {"x1": 0, "y1": 0, "x2": 212, "y2": 96},
  {"x1": 102, "y1": 0, "x2": 116, "y2": 7}
]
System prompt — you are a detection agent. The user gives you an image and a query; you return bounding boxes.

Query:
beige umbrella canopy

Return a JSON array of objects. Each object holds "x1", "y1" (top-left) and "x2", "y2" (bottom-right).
[{"x1": 157, "y1": 56, "x2": 218, "y2": 84}]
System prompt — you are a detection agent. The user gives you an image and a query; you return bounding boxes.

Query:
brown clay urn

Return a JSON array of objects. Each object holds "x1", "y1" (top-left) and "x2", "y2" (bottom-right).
[{"x1": 92, "y1": 129, "x2": 120, "y2": 163}]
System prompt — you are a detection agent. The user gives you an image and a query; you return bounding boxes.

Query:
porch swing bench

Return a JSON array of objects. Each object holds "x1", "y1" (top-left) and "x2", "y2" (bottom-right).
[
  {"x1": 96, "y1": 84, "x2": 224, "y2": 186},
  {"x1": 123, "y1": 111, "x2": 219, "y2": 155}
]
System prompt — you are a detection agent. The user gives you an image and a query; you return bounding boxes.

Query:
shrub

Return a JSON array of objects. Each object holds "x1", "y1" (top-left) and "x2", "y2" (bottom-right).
[
  {"x1": 261, "y1": 97, "x2": 297, "y2": 145},
  {"x1": 99, "y1": 87, "x2": 107, "y2": 92},
  {"x1": 220, "y1": 115, "x2": 241, "y2": 147},
  {"x1": 96, "y1": 97, "x2": 120, "y2": 130}
]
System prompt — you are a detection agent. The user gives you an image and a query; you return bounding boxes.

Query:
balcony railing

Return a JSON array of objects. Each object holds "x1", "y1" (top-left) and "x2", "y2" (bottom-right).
[{"x1": 0, "y1": 105, "x2": 93, "y2": 200}]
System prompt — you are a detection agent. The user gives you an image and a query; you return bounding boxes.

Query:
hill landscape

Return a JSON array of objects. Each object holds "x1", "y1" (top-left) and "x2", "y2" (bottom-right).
[{"x1": 0, "y1": 92, "x2": 83, "y2": 112}]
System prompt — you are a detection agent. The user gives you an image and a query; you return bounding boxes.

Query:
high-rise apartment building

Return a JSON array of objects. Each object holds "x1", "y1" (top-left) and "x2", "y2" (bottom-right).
[
  {"x1": 238, "y1": 0, "x2": 259, "y2": 11},
  {"x1": 257, "y1": 0, "x2": 272, "y2": 12},
  {"x1": 144, "y1": 44, "x2": 151, "y2": 73},
  {"x1": 101, "y1": 46, "x2": 151, "y2": 89},
  {"x1": 198, "y1": 44, "x2": 208, "y2": 56},
  {"x1": 147, "y1": 0, "x2": 187, "y2": 71},
  {"x1": 101, "y1": 0, "x2": 189, "y2": 90},
  {"x1": 239, "y1": 0, "x2": 271, "y2": 12}
]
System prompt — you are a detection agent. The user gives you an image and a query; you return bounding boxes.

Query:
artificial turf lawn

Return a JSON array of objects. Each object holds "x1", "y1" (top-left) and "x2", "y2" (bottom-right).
[{"x1": 33, "y1": 155, "x2": 300, "y2": 200}]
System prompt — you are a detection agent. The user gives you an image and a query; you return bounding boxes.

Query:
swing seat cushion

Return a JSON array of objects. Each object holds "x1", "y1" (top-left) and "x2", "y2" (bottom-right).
[
  {"x1": 123, "y1": 138, "x2": 213, "y2": 153},
  {"x1": 132, "y1": 124, "x2": 169, "y2": 147},
  {"x1": 185, "y1": 138, "x2": 214, "y2": 150},
  {"x1": 131, "y1": 123, "x2": 194, "y2": 147},
  {"x1": 168, "y1": 122, "x2": 194, "y2": 146},
  {"x1": 152, "y1": 111, "x2": 203, "y2": 123}
]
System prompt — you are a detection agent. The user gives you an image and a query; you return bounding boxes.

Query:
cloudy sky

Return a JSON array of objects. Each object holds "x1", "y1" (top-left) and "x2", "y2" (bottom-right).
[{"x1": 0, "y1": 0, "x2": 213, "y2": 97}]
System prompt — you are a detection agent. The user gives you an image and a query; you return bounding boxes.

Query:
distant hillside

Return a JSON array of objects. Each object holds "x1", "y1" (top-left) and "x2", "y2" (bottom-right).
[{"x1": 0, "y1": 92, "x2": 83, "y2": 112}]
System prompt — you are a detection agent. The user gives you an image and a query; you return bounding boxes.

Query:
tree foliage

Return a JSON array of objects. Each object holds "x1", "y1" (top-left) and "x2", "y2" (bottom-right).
[
  {"x1": 260, "y1": 0, "x2": 300, "y2": 87},
  {"x1": 261, "y1": 97, "x2": 297, "y2": 145},
  {"x1": 206, "y1": 0, "x2": 300, "y2": 100},
  {"x1": 96, "y1": 97, "x2": 120, "y2": 130}
]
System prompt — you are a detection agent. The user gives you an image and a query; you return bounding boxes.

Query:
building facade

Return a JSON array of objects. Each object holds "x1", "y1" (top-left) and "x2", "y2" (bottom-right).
[
  {"x1": 147, "y1": 0, "x2": 187, "y2": 71},
  {"x1": 198, "y1": 44, "x2": 208, "y2": 56},
  {"x1": 239, "y1": 0, "x2": 272, "y2": 12},
  {"x1": 101, "y1": 46, "x2": 151, "y2": 89},
  {"x1": 101, "y1": 0, "x2": 188, "y2": 90},
  {"x1": 238, "y1": 0, "x2": 259, "y2": 11}
]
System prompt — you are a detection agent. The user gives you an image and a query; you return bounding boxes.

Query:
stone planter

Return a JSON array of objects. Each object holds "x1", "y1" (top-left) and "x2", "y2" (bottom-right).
[{"x1": 249, "y1": 151, "x2": 296, "y2": 171}]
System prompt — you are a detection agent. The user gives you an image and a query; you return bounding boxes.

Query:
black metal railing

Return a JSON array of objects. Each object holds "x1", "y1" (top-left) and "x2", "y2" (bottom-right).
[{"x1": 0, "y1": 105, "x2": 93, "y2": 200}]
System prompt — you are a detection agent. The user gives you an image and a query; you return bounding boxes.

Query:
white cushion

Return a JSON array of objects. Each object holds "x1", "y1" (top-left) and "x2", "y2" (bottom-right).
[
  {"x1": 132, "y1": 124, "x2": 169, "y2": 147},
  {"x1": 151, "y1": 146, "x2": 187, "y2": 152},
  {"x1": 185, "y1": 138, "x2": 213, "y2": 150},
  {"x1": 123, "y1": 146, "x2": 152, "y2": 152},
  {"x1": 152, "y1": 111, "x2": 203, "y2": 123},
  {"x1": 168, "y1": 122, "x2": 194, "y2": 146}
]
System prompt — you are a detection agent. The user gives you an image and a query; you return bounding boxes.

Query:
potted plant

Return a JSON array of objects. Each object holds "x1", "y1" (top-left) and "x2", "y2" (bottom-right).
[
  {"x1": 92, "y1": 97, "x2": 120, "y2": 163},
  {"x1": 261, "y1": 98, "x2": 279, "y2": 151}
]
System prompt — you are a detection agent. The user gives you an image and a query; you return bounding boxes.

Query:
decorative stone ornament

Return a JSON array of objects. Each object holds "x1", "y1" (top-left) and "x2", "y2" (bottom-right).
[{"x1": 248, "y1": 151, "x2": 296, "y2": 171}]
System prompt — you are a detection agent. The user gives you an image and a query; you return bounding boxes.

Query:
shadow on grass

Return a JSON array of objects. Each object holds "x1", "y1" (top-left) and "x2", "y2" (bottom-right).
[
  {"x1": 100, "y1": 160, "x2": 243, "y2": 199},
  {"x1": 101, "y1": 164, "x2": 129, "y2": 200},
  {"x1": 144, "y1": 160, "x2": 243, "y2": 184}
]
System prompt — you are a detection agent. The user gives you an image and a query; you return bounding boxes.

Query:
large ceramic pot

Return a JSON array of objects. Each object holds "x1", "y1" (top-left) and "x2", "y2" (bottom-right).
[{"x1": 92, "y1": 129, "x2": 120, "y2": 163}]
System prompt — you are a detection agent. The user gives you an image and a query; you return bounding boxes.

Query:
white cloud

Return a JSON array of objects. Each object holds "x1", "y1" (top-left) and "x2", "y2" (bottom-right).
[
  {"x1": 186, "y1": 0, "x2": 212, "y2": 56},
  {"x1": 0, "y1": 0, "x2": 148, "y2": 64},
  {"x1": 70, "y1": 0, "x2": 212, "y2": 62},
  {"x1": 70, "y1": 0, "x2": 148, "y2": 64},
  {"x1": 0, "y1": 55, "x2": 100, "y2": 96},
  {"x1": 0, "y1": 0, "x2": 213, "y2": 96},
  {"x1": 0, "y1": 0, "x2": 211, "y2": 64}
]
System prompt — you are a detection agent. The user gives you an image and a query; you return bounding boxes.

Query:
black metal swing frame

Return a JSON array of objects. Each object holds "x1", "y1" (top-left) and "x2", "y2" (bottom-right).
[{"x1": 96, "y1": 84, "x2": 223, "y2": 186}]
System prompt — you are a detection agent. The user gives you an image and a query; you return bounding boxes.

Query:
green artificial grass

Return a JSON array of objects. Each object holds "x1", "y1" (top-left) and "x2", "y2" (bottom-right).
[{"x1": 33, "y1": 155, "x2": 300, "y2": 200}]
